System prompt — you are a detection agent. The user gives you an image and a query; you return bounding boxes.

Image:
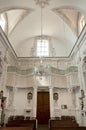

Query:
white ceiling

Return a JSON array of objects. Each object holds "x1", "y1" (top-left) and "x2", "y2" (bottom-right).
[{"x1": 0, "y1": 0, "x2": 86, "y2": 57}]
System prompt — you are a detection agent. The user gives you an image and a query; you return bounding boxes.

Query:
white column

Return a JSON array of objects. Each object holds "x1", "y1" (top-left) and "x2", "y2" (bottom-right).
[
  {"x1": 32, "y1": 87, "x2": 37, "y2": 117},
  {"x1": 78, "y1": 59, "x2": 86, "y2": 91},
  {"x1": 66, "y1": 74, "x2": 74, "y2": 109},
  {"x1": 49, "y1": 87, "x2": 54, "y2": 118},
  {"x1": 81, "y1": 61, "x2": 86, "y2": 92},
  {"x1": 77, "y1": 59, "x2": 86, "y2": 126}
]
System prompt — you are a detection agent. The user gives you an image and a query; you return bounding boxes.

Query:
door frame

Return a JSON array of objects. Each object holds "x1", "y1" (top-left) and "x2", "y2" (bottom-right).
[{"x1": 37, "y1": 90, "x2": 50, "y2": 124}]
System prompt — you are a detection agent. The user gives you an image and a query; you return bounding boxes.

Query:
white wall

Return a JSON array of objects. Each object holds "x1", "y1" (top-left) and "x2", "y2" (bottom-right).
[{"x1": 13, "y1": 88, "x2": 33, "y2": 116}]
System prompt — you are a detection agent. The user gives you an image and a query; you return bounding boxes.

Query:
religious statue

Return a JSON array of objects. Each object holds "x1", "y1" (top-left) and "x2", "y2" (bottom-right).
[{"x1": 79, "y1": 89, "x2": 85, "y2": 110}]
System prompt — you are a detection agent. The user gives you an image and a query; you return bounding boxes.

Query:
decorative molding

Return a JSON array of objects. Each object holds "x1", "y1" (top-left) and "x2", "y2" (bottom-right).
[
  {"x1": 7, "y1": 66, "x2": 33, "y2": 75},
  {"x1": 7, "y1": 66, "x2": 78, "y2": 75},
  {"x1": 53, "y1": 87, "x2": 68, "y2": 91},
  {"x1": 51, "y1": 66, "x2": 78, "y2": 75},
  {"x1": 34, "y1": 0, "x2": 50, "y2": 8},
  {"x1": 6, "y1": 86, "x2": 34, "y2": 90}
]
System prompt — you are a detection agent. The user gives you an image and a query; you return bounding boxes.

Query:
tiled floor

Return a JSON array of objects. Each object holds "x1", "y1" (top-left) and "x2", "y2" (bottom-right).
[{"x1": 37, "y1": 124, "x2": 49, "y2": 130}]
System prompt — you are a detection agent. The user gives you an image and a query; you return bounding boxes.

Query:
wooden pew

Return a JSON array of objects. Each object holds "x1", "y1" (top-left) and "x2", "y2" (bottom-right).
[
  {"x1": 50, "y1": 120, "x2": 79, "y2": 130},
  {"x1": 50, "y1": 120, "x2": 79, "y2": 127},
  {"x1": 0, "y1": 127, "x2": 33, "y2": 130},
  {"x1": 6, "y1": 120, "x2": 36, "y2": 130},
  {"x1": 51, "y1": 127, "x2": 86, "y2": 130}
]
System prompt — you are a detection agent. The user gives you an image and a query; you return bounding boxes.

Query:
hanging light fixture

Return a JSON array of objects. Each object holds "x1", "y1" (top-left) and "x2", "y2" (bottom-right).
[{"x1": 34, "y1": 0, "x2": 50, "y2": 79}]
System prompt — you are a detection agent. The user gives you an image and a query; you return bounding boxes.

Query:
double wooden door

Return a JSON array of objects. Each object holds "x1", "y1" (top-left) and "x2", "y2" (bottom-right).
[{"x1": 37, "y1": 92, "x2": 50, "y2": 124}]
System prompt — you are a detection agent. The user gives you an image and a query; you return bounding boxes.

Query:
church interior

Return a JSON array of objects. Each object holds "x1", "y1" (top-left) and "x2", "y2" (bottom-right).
[{"x1": 0, "y1": 0, "x2": 86, "y2": 129}]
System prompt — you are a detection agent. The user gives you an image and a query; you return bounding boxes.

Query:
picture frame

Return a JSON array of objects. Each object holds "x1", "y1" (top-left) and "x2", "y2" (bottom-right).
[
  {"x1": 53, "y1": 92, "x2": 58, "y2": 101},
  {"x1": 27, "y1": 92, "x2": 33, "y2": 100}
]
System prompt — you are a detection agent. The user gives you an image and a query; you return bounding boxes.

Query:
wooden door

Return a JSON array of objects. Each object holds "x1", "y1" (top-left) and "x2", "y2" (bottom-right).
[{"x1": 37, "y1": 92, "x2": 50, "y2": 124}]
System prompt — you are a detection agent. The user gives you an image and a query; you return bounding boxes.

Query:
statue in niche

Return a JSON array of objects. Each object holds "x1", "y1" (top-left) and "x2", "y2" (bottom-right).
[{"x1": 79, "y1": 89, "x2": 85, "y2": 110}]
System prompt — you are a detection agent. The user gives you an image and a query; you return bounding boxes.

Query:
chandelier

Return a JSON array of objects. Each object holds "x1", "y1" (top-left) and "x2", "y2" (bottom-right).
[
  {"x1": 34, "y1": 62, "x2": 50, "y2": 79},
  {"x1": 34, "y1": 0, "x2": 50, "y2": 8},
  {"x1": 34, "y1": 0, "x2": 50, "y2": 79},
  {"x1": 34, "y1": 64, "x2": 46, "y2": 77}
]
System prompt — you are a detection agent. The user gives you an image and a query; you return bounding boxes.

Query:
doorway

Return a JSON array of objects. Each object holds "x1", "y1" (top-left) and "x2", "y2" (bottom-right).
[{"x1": 37, "y1": 91, "x2": 50, "y2": 124}]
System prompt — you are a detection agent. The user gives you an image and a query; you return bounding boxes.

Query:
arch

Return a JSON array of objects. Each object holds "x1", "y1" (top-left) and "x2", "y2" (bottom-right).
[
  {"x1": 52, "y1": 5, "x2": 86, "y2": 36},
  {"x1": 54, "y1": 5, "x2": 86, "y2": 16},
  {"x1": 0, "y1": 6, "x2": 34, "y2": 13},
  {"x1": 0, "y1": 7, "x2": 34, "y2": 35}
]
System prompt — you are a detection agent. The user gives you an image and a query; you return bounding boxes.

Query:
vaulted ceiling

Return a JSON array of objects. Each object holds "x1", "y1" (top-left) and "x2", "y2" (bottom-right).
[{"x1": 0, "y1": 0, "x2": 86, "y2": 57}]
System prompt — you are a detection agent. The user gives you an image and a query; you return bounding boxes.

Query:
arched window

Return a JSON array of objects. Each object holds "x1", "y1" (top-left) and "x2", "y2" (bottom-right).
[
  {"x1": 80, "y1": 16, "x2": 85, "y2": 28},
  {"x1": 37, "y1": 39, "x2": 49, "y2": 57},
  {"x1": 0, "y1": 14, "x2": 6, "y2": 31},
  {"x1": 79, "y1": 15, "x2": 85, "y2": 34}
]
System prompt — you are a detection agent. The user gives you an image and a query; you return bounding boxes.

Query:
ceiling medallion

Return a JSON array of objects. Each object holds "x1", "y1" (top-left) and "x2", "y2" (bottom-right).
[{"x1": 34, "y1": 0, "x2": 50, "y2": 8}]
